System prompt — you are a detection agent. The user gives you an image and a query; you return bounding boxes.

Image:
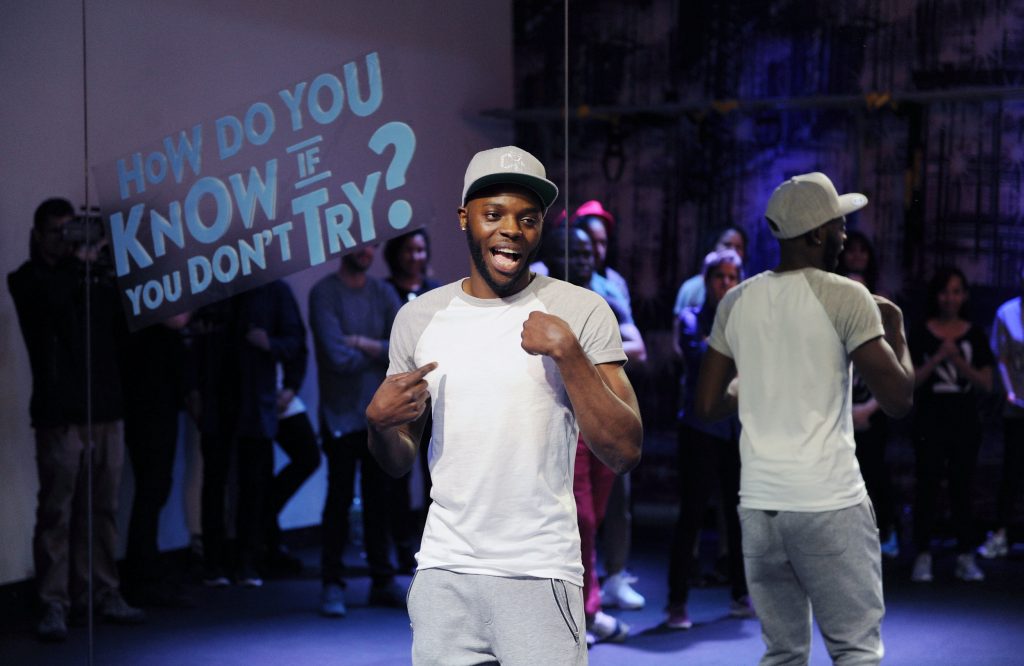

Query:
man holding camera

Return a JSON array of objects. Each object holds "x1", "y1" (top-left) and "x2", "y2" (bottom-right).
[{"x1": 9, "y1": 198, "x2": 144, "y2": 642}]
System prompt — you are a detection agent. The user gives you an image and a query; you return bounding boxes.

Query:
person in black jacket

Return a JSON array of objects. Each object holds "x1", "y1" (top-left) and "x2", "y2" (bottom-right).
[
  {"x1": 187, "y1": 280, "x2": 308, "y2": 587},
  {"x1": 9, "y1": 198, "x2": 144, "y2": 642},
  {"x1": 121, "y1": 311, "x2": 192, "y2": 607}
]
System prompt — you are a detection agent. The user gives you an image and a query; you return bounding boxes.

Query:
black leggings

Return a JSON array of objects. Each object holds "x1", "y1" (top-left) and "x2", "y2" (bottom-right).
[
  {"x1": 320, "y1": 430, "x2": 402, "y2": 586},
  {"x1": 668, "y1": 425, "x2": 746, "y2": 605},
  {"x1": 201, "y1": 431, "x2": 273, "y2": 572},
  {"x1": 996, "y1": 417, "x2": 1024, "y2": 527},
  {"x1": 913, "y1": 412, "x2": 982, "y2": 553},
  {"x1": 266, "y1": 412, "x2": 320, "y2": 545}
]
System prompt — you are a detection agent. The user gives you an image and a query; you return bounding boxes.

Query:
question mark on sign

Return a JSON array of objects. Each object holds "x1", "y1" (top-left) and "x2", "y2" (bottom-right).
[{"x1": 369, "y1": 121, "x2": 416, "y2": 230}]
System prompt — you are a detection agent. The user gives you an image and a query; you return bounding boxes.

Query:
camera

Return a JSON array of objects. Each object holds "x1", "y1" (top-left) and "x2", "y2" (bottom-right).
[
  {"x1": 62, "y1": 206, "x2": 106, "y2": 246},
  {"x1": 63, "y1": 206, "x2": 115, "y2": 278}
]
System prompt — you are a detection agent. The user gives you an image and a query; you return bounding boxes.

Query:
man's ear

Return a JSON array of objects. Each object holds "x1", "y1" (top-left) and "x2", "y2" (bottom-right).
[
  {"x1": 804, "y1": 227, "x2": 824, "y2": 247},
  {"x1": 457, "y1": 207, "x2": 468, "y2": 231}
]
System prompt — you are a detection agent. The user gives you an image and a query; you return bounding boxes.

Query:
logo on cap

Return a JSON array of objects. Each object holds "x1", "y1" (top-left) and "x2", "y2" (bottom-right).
[{"x1": 500, "y1": 151, "x2": 525, "y2": 172}]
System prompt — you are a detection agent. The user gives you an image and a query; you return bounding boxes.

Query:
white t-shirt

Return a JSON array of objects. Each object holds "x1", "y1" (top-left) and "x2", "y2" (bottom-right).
[
  {"x1": 708, "y1": 268, "x2": 884, "y2": 512},
  {"x1": 387, "y1": 275, "x2": 626, "y2": 586}
]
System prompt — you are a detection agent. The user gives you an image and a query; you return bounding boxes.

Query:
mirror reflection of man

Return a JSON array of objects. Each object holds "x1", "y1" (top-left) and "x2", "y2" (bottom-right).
[
  {"x1": 8, "y1": 198, "x2": 144, "y2": 642},
  {"x1": 696, "y1": 173, "x2": 914, "y2": 664}
]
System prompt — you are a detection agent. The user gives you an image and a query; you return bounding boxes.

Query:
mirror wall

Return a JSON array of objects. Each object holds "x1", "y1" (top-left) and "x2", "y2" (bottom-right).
[{"x1": 1, "y1": 0, "x2": 568, "y2": 661}]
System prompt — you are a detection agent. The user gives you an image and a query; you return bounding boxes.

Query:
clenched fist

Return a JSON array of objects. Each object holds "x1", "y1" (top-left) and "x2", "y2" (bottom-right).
[
  {"x1": 521, "y1": 311, "x2": 578, "y2": 359},
  {"x1": 366, "y1": 362, "x2": 437, "y2": 430},
  {"x1": 872, "y1": 295, "x2": 906, "y2": 348}
]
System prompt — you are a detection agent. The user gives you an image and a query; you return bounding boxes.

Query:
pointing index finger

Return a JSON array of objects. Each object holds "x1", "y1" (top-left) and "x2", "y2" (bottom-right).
[{"x1": 410, "y1": 362, "x2": 438, "y2": 380}]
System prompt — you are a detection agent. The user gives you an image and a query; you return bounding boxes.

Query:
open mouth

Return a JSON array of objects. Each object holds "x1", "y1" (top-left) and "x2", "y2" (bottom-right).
[{"x1": 490, "y1": 246, "x2": 523, "y2": 274}]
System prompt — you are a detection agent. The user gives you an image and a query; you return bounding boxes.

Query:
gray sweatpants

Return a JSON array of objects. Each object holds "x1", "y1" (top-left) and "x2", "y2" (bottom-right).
[
  {"x1": 408, "y1": 568, "x2": 587, "y2": 665},
  {"x1": 740, "y1": 498, "x2": 884, "y2": 666}
]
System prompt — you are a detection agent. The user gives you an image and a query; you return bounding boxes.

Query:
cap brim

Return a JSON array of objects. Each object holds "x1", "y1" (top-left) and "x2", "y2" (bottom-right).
[
  {"x1": 464, "y1": 173, "x2": 558, "y2": 211},
  {"x1": 836, "y1": 192, "x2": 868, "y2": 216}
]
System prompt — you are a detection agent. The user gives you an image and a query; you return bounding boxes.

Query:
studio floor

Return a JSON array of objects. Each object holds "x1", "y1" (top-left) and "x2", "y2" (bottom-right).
[{"x1": 3, "y1": 527, "x2": 1023, "y2": 666}]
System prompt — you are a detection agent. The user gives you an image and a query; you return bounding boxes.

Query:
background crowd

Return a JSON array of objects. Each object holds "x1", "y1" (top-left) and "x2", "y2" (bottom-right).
[{"x1": 9, "y1": 195, "x2": 1024, "y2": 646}]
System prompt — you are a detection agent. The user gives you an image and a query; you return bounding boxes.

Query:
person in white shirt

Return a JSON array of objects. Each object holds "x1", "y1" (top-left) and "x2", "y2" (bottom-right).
[
  {"x1": 695, "y1": 172, "x2": 914, "y2": 665},
  {"x1": 978, "y1": 267, "x2": 1024, "y2": 560},
  {"x1": 366, "y1": 146, "x2": 643, "y2": 665}
]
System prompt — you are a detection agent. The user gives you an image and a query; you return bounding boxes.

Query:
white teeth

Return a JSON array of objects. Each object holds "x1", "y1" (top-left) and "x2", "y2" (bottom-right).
[{"x1": 493, "y1": 248, "x2": 520, "y2": 259}]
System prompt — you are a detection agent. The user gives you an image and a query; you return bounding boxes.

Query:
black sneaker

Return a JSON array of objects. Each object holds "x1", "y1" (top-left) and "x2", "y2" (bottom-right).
[{"x1": 36, "y1": 603, "x2": 68, "y2": 642}]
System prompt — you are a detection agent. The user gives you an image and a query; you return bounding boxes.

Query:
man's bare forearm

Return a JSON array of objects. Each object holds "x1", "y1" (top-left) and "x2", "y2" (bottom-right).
[
  {"x1": 367, "y1": 404, "x2": 430, "y2": 478},
  {"x1": 555, "y1": 345, "x2": 642, "y2": 474},
  {"x1": 367, "y1": 423, "x2": 419, "y2": 478},
  {"x1": 694, "y1": 348, "x2": 738, "y2": 423},
  {"x1": 364, "y1": 363, "x2": 436, "y2": 477},
  {"x1": 877, "y1": 298, "x2": 915, "y2": 389},
  {"x1": 701, "y1": 386, "x2": 738, "y2": 422}
]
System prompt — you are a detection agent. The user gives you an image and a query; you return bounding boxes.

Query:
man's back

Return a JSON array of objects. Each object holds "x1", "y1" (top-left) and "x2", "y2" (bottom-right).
[
  {"x1": 694, "y1": 172, "x2": 908, "y2": 666},
  {"x1": 709, "y1": 268, "x2": 883, "y2": 511}
]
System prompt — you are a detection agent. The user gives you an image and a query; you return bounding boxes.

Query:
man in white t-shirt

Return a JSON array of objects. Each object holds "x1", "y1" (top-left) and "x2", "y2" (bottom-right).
[
  {"x1": 366, "y1": 146, "x2": 643, "y2": 665},
  {"x1": 695, "y1": 172, "x2": 914, "y2": 665}
]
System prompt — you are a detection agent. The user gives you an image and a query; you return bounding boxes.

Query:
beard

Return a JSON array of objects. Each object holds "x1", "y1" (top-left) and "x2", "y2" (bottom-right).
[
  {"x1": 342, "y1": 253, "x2": 371, "y2": 273},
  {"x1": 466, "y1": 231, "x2": 535, "y2": 298},
  {"x1": 824, "y1": 236, "x2": 844, "y2": 272},
  {"x1": 569, "y1": 263, "x2": 592, "y2": 287}
]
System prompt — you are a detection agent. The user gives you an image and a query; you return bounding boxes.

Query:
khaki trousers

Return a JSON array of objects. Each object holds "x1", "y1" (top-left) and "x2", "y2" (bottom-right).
[{"x1": 34, "y1": 421, "x2": 125, "y2": 610}]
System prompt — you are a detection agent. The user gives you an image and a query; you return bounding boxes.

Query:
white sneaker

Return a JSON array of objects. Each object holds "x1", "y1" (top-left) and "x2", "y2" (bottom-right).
[
  {"x1": 977, "y1": 531, "x2": 1008, "y2": 559},
  {"x1": 911, "y1": 552, "x2": 933, "y2": 582},
  {"x1": 587, "y1": 610, "x2": 629, "y2": 644},
  {"x1": 955, "y1": 553, "x2": 985, "y2": 582},
  {"x1": 600, "y1": 572, "x2": 645, "y2": 610}
]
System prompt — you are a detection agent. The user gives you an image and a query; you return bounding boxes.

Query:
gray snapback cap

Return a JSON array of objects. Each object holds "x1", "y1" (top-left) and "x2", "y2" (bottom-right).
[
  {"x1": 765, "y1": 172, "x2": 868, "y2": 239},
  {"x1": 462, "y1": 146, "x2": 558, "y2": 212}
]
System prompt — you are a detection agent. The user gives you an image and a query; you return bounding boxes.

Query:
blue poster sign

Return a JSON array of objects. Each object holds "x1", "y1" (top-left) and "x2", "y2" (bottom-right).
[{"x1": 93, "y1": 51, "x2": 419, "y2": 329}]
